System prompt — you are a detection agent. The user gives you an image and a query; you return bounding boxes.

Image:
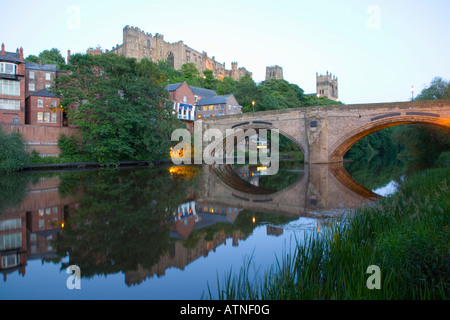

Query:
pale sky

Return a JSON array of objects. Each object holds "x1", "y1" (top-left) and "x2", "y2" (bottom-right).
[{"x1": 1, "y1": 0, "x2": 449, "y2": 104}]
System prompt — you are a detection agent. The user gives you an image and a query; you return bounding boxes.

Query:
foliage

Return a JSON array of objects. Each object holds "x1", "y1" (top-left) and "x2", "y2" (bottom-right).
[
  {"x1": 24, "y1": 48, "x2": 68, "y2": 70},
  {"x1": 156, "y1": 63, "x2": 343, "y2": 113},
  {"x1": 51, "y1": 166, "x2": 201, "y2": 277},
  {"x1": 0, "y1": 128, "x2": 30, "y2": 173},
  {"x1": 415, "y1": 77, "x2": 450, "y2": 100},
  {"x1": 207, "y1": 168, "x2": 450, "y2": 300},
  {"x1": 54, "y1": 53, "x2": 184, "y2": 166}
]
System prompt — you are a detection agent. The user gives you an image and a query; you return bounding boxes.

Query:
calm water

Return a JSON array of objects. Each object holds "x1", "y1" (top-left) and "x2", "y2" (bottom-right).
[{"x1": 0, "y1": 158, "x2": 408, "y2": 300}]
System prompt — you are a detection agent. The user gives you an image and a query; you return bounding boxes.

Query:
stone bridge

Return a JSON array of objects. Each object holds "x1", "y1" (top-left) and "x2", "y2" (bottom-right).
[
  {"x1": 195, "y1": 163, "x2": 381, "y2": 217},
  {"x1": 200, "y1": 99, "x2": 450, "y2": 163}
]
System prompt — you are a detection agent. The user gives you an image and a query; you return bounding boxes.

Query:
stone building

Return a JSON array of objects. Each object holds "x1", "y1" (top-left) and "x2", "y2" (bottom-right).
[
  {"x1": 316, "y1": 71, "x2": 338, "y2": 101},
  {"x1": 111, "y1": 25, "x2": 252, "y2": 81},
  {"x1": 0, "y1": 44, "x2": 25, "y2": 124},
  {"x1": 265, "y1": 65, "x2": 283, "y2": 81}
]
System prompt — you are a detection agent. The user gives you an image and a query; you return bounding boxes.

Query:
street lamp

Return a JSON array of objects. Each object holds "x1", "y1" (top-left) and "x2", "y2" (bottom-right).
[
  {"x1": 252, "y1": 101, "x2": 255, "y2": 113},
  {"x1": 411, "y1": 85, "x2": 414, "y2": 101}
]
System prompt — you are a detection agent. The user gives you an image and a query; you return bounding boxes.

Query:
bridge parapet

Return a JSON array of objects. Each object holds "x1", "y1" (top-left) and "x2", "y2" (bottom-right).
[{"x1": 199, "y1": 99, "x2": 450, "y2": 163}]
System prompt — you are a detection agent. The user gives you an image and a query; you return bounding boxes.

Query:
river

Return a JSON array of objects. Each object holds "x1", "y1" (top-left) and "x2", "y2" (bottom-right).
[{"x1": 0, "y1": 156, "x2": 419, "y2": 299}]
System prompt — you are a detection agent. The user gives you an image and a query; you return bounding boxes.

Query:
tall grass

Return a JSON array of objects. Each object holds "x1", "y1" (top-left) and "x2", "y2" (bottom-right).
[{"x1": 205, "y1": 168, "x2": 449, "y2": 300}]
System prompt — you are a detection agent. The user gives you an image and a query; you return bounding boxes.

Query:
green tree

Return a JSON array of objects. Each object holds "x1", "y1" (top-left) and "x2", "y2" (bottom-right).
[
  {"x1": 25, "y1": 48, "x2": 68, "y2": 70},
  {"x1": 0, "y1": 128, "x2": 30, "y2": 173},
  {"x1": 415, "y1": 77, "x2": 450, "y2": 100},
  {"x1": 54, "y1": 53, "x2": 183, "y2": 165}
]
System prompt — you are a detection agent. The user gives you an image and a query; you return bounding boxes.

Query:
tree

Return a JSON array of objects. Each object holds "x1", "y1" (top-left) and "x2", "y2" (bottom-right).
[
  {"x1": 415, "y1": 77, "x2": 450, "y2": 101},
  {"x1": 0, "y1": 128, "x2": 30, "y2": 173},
  {"x1": 54, "y1": 53, "x2": 183, "y2": 165},
  {"x1": 25, "y1": 48, "x2": 68, "y2": 70}
]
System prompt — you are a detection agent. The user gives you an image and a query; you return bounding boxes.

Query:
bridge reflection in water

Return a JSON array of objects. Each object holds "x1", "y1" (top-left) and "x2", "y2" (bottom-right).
[
  {"x1": 193, "y1": 162, "x2": 380, "y2": 218},
  {"x1": 0, "y1": 162, "x2": 383, "y2": 292}
]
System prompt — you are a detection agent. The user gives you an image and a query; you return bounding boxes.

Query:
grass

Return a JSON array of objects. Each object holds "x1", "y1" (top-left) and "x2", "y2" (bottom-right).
[{"x1": 205, "y1": 168, "x2": 450, "y2": 300}]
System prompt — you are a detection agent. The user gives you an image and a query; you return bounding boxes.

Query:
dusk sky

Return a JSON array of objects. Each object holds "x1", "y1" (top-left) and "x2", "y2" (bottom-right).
[{"x1": 1, "y1": 0, "x2": 449, "y2": 104}]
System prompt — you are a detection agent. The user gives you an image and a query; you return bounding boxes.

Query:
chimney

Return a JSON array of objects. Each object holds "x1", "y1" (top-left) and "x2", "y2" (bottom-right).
[
  {"x1": 19, "y1": 47, "x2": 23, "y2": 60},
  {"x1": 67, "y1": 49, "x2": 71, "y2": 63},
  {"x1": 39, "y1": 58, "x2": 43, "y2": 66},
  {"x1": 1, "y1": 43, "x2": 5, "y2": 55}
]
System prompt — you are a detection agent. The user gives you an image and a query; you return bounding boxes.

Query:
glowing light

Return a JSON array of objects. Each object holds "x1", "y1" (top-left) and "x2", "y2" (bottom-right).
[
  {"x1": 257, "y1": 145, "x2": 267, "y2": 149},
  {"x1": 61, "y1": 221, "x2": 65, "y2": 228},
  {"x1": 252, "y1": 217, "x2": 256, "y2": 223},
  {"x1": 257, "y1": 166, "x2": 267, "y2": 171}
]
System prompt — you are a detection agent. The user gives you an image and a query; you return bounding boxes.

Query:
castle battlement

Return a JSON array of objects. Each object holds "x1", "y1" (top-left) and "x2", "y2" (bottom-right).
[{"x1": 112, "y1": 25, "x2": 251, "y2": 81}]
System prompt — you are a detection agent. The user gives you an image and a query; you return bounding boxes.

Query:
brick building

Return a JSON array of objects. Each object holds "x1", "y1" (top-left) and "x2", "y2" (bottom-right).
[
  {"x1": 0, "y1": 44, "x2": 26, "y2": 124},
  {"x1": 25, "y1": 89, "x2": 62, "y2": 126},
  {"x1": 25, "y1": 61, "x2": 57, "y2": 97}
]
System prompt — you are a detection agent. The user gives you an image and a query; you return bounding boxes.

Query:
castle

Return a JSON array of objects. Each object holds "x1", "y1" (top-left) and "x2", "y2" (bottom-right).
[
  {"x1": 265, "y1": 65, "x2": 284, "y2": 81},
  {"x1": 316, "y1": 71, "x2": 338, "y2": 101},
  {"x1": 111, "y1": 26, "x2": 252, "y2": 81}
]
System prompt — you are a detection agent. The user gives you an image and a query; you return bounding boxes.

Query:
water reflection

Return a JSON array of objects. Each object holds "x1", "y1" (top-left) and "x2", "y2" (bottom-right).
[{"x1": 0, "y1": 161, "x2": 382, "y2": 298}]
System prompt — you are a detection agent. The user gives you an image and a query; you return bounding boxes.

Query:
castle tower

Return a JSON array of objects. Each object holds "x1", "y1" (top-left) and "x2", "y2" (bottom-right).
[
  {"x1": 265, "y1": 65, "x2": 283, "y2": 81},
  {"x1": 316, "y1": 71, "x2": 338, "y2": 101}
]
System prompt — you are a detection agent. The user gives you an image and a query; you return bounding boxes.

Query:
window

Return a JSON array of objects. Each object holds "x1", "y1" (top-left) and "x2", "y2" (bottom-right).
[
  {"x1": 0, "y1": 62, "x2": 17, "y2": 75},
  {"x1": 234, "y1": 105, "x2": 237, "y2": 110},
  {"x1": 183, "y1": 96, "x2": 187, "y2": 103},
  {"x1": 29, "y1": 83, "x2": 35, "y2": 91},
  {"x1": 45, "y1": 84, "x2": 51, "y2": 89},
  {"x1": 194, "y1": 96, "x2": 198, "y2": 102},
  {"x1": 38, "y1": 99, "x2": 43, "y2": 107},
  {"x1": 0, "y1": 218, "x2": 21, "y2": 231},
  {"x1": 37, "y1": 112, "x2": 43, "y2": 122},
  {"x1": 203, "y1": 106, "x2": 207, "y2": 111},
  {"x1": 209, "y1": 105, "x2": 213, "y2": 110},
  {"x1": 45, "y1": 73, "x2": 51, "y2": 81},
  {"x1": 0, "y1": 233, "x2": 22, "y2": 250},
  {"x1": 44, "y1": 112, "x2": 50, "y2": 123},
  {"x1": 0, "y1": 99, "x2": 20, "y2": 110},
  {"x1": 51, "y1": 100, "x2": 57, "y2": 108},
  {"x1": 228, "y1": 105, "x2": 231, "y2": 110},
  {"x1": 0, "y1": 79, "x2": 20, "y2": 96},
  {"x1": 51, "y1": 112, "x2": 57, "y2": 123},
  {"x1": 220, "y1": 104, "x2": 225, "y2": 110},
  {"x1": 197, "y1": 107, "x2": 201, "y2": 111},
  {"x1": 29, "y1": 71, "x2": 35, "y2": 79}
]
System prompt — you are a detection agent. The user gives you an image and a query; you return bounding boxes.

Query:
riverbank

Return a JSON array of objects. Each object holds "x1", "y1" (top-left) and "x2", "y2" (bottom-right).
[{"x1": 206, "y1": 167, "x2": 450, "y2": 300}]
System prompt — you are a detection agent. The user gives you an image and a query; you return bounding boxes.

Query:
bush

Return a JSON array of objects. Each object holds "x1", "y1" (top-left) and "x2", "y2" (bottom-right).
[
  {"x1": 58, "y1": 134, "x2": 81, "y2": 159},
  {"x1": 0, "y1": 128, "x2": 30, "y2": 173},
  {"x1": 435, "y1": 151, "x2": 450, "y2": 168}
]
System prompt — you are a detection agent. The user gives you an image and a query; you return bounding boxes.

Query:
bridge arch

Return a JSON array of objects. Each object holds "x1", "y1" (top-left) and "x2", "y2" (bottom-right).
[
  {"x1": 214, "y1": 122, "x2": 307, "y2": 159},
  {"x1": 330, "y1": 114, "x2": 449, "y2": 162}
]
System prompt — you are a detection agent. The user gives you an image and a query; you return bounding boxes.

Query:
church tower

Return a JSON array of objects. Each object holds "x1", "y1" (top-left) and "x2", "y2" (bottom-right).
[
  {"x1": 316, "y1": 71, "x2": 338, "y2": 101},
  {"x1": 265, "y1": 65, "x2": 284, "y2": 81}
]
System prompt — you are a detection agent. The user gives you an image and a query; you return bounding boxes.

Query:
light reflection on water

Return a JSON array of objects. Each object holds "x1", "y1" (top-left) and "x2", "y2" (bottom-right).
[{"x1": 0, "y1": 161, "x2": 398, "y2": 300}]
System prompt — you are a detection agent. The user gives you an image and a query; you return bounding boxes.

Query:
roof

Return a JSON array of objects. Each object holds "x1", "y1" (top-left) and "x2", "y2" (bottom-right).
[
  {"x1": 164, "y1": 82, "x2": 218, "y2": 98},
  {"x1": 195, "y1": 94, "x2": 235, "y2": 106},
  {"x1": 25, "y1": 63, "x2": 57, "y2": 72},
  {"x1": 165, "y1": 83, "x2": 183, "y2": 91},
  {"x1": 0, "y1": 51, "x2": 23, "y2": 63},
  {"x1": 190, "y1": 86, "x2": 217, "y2": 98},
  {"x1": 29, "y1": 89, "x2": 59, "y2": 98}
]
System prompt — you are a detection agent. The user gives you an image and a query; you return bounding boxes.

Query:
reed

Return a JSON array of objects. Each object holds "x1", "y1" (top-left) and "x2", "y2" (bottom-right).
[{"x1": 205, "y1": 168, "x2": 449, "y2": 300}]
